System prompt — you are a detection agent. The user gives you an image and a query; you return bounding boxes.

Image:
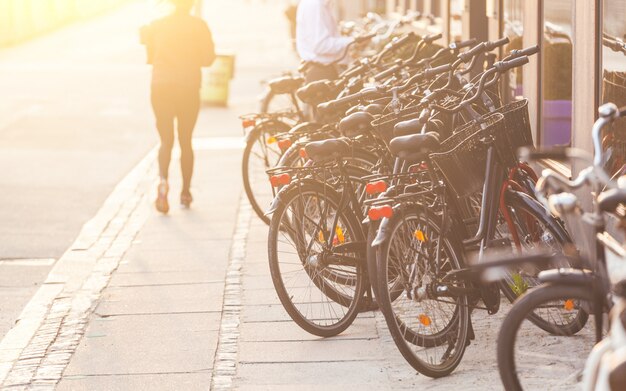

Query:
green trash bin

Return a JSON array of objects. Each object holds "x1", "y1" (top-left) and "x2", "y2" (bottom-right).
[{"x1": 201, "y1": 53, "x2": 235, "y2": 107}]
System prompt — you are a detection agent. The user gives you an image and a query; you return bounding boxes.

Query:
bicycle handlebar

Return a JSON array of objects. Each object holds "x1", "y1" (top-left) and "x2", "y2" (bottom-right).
[
  {"x1": 449, "y1": 38, "x2": 478, "y2": 51},
  {"x1": 505, "y1": 45, "x2": 539, "y2": 61},
  {"x1": 458, "y1": 37, "x2": 510, "y2": 63}
]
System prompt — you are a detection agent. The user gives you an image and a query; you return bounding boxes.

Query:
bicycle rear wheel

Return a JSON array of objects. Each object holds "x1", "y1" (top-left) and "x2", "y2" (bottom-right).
[
  {"x1": 242, "y1": 121, "x2": 291, "y2": 224},
  {"x1": 497, "y1": 283, "x2": 595, "y2": 391},
  {"x1": 376, "y1": 208, "x2": 469, "y2": 378},
  {"x1": 268, "y1": 181, "x2": 366, "y2": 337},
  {"x1": 498, "y1": 194, "x2": 588, "y2": 334}
]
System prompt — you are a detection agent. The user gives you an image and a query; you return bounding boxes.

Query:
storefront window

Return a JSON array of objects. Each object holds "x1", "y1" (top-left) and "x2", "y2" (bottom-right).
[
  {"x1": 541, "y1": 0, "x2": 574, "y2": 147},
  {"x1": 450, "y1": 0, "x2": 463, "y2": 42},
  {"x1": 503, "y1": 0, "x2": 524, "y2": 102},
  {"x1": 601, "y1": 0, "x2": 626, "y2": 177}
]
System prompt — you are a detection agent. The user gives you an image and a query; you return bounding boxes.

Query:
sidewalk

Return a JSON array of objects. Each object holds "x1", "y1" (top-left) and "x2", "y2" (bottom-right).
[{"x1": 0, "y1": 1, "x2": 592, "y2": 390}]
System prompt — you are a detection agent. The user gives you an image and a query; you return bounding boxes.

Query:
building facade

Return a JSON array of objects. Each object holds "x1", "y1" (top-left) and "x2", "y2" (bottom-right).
[{"x1": 386, "y1": 0, "x2": 626, "y2": 178}]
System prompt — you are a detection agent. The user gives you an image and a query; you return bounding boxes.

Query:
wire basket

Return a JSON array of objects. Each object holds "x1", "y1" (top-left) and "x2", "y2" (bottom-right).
[
  {"x1": 430, "y1": 113, "x2": 505, "y2": 198},
  {"x1": 492, "y1": 99, "x2": 534, "y2": 166}
]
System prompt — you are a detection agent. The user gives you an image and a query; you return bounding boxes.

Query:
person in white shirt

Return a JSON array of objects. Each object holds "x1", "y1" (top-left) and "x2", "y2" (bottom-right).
[{"x1": 296, "y1": 0, "x2": 354, "y2": 83}]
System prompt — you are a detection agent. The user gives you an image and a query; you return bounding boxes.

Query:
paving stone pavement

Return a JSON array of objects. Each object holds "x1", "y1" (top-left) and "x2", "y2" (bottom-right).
[{"x1": 0, "y1": 1, "x2": 600, "y2": 390}]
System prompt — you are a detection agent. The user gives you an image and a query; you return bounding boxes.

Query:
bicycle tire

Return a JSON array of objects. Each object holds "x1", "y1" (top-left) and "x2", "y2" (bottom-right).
[
  {"x1": 268, "y1": 181, "x2": 366, "y2": 337},
  {"x1": 376, "y1": 208, "x2": 469, "y2": 378},
  {"x1": 242, "y1": 120, "x2": 291, "y2": 224},
  {"x1": 498, "y1": 194, "x2": 588, "y2": 335},
  {"x1": 497, "y1": 283, "x2": 594, "y2": 391}
]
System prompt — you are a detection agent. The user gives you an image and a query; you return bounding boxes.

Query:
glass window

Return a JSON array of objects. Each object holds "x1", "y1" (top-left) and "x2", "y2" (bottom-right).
[
  {"x1": 450, "y1": 0, "x2": 463, "y2": 42},
  {"x1": 503, "y1": 0, "x2": 524, "y2": 102},
  {"x1": 541, "y1": 0, "x2": 574, "y2": 147},
  {"x1": 601, "y1": 0, "x2": 626, "y2": 177}
]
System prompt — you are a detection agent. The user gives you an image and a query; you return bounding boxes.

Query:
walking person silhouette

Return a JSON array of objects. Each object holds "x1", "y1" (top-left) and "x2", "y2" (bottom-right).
[{"x1": 141, "y1": 0, "x2": 215, "y2": 214}]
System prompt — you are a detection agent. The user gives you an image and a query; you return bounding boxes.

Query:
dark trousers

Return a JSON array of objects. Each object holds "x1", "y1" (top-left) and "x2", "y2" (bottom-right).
[
  {"x1": 304, "y1": 63, "x2": 338, "y2": 84},
  {"x1": 151, "y1": 84, "x2": 200, "y2": 193},
  {"x1": 304, "y1": 63, "x2": 338, "y2": 120}
]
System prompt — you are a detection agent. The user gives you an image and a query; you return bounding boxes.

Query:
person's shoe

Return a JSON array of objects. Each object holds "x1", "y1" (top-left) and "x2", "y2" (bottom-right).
[
  {"x1": 155, "y1": 181, "x2": 169, "y2": 214},
  {"x1": 180, "y1": 191, "x2": 193, "y2": 209}
]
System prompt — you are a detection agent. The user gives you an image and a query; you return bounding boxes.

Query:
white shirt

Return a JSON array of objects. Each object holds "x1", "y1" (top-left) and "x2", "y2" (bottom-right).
[{"x1": 296, "y1": 0, "x2": 353, "y2": 65}]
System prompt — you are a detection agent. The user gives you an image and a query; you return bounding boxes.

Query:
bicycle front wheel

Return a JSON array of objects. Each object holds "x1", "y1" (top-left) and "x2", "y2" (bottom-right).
[
  {"x1": 268, "y1": 182, "x2": 366, "y2": 337},
  {"x1": 376, "y1": 208, "x2": 469, "y2": 378},
  {"x1": 497, "y1": 283, "x2": 595, "y2": 391}
]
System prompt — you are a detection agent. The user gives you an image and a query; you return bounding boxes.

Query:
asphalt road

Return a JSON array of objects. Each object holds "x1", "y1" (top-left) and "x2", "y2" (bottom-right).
[
  {"x1": 0, "y1": 0, "x2": 297, "y2": 345},
  {"x1": 0, "y1": 3, "x2": 156, "y2": 338}
]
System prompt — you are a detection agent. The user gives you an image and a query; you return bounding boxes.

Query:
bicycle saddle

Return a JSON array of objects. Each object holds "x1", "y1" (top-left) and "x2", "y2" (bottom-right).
[
  {"x1": 598, "y1": 188, "x2": 626, "y2": 214},
  {"x1": 269, "y1": 76, "x2": 304, "y2": 95},
  {"x1": 394, "y1": 118, "x2": 425, "y2": 137},
  {"x1": 389, "y1": 132, "x2": 440, "y2": 162},
  {"x1": 297, "y1": 80, "x2": 337, "y2": 105},
  {"x1": 338, "y1": 111, "x2": 375, "y2": 138},
  {"x1": 304, "y1": 138, "x2": 351, "y2": 163},
  {"x1": 364, "y1": 103, "x2": 384, "y2": 116}
]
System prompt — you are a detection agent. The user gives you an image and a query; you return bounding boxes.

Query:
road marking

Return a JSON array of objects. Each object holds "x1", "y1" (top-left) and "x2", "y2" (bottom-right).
[{"x1": 0, "y1": 258, "x2": 56, "y2": 267}]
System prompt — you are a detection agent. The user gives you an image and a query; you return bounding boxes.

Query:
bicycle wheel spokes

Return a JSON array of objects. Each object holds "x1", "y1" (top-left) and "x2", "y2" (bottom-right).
[
  {"x1": 498, "y1": 285, "x2": 595, "y2": 390},
  {"x1": 378, "y1": 211, "x2": 469, "y2": 378},
  {"x1": 269, "y1": 184, "x2": 365, "y2": 336}
]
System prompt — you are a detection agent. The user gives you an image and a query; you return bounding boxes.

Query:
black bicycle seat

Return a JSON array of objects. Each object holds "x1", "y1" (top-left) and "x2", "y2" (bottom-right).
[
  {"x1": 269, "y1": 76, "x2": 304, "y2": 95},
  {"x1": 394, "y1": 118, "x2": 425, "y2": 137},
  {"x1": 364, "y1": 103, "x2": 384, "y2": 116},
  {"x1": 297, "y1": 80, "x2": 337, "y2": 105},
  {"x1": 598, "y1": 188, "x2": 626, "y2": 214},
  {"x1": 389, "y1": 132, "x2": 440, "y2": 162},
  {"x1": 338, "y1": 111, "x2": 375, "y2": 138},
  {"x1": 304, "y1": 138, "x2": 351, "y2": 163}
]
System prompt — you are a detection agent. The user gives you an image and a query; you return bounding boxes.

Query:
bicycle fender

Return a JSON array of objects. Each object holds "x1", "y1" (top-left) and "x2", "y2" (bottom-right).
[
  {"x1": 245, "y1": 119, "x2": 291, "y2": 143},
  {"x1": 538, "y1": 268, "x2": 595, "y2": 286},
  {"x1": 504, "y1": 188, "x2": 571, "y2": 243},
  {"x1": 288, "y1": 122, "x2": 322, "y2": 136}
]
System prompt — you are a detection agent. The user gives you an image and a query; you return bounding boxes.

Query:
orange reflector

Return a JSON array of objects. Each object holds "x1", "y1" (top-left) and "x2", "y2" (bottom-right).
[
  {"x1": 278, "y1": 139, "x2": 293, "y2": 150},
  {"x1": 318, "y1": 230, "x2": 325, "y2": 243},
  {"x1": 267, "y1": 136, "x2": 277, "y2": 144},
  {"x1": 269, "y1": 173, "x2": 291, "y2": 187},
  {"x1": 299, "y1": 148, "x2": 308, "y2": 159},
  {"x1": 366, "y1": 181, "x2": 387, "y2": 195},
  {"x1": 564, "y1": 299, "x2": 575, "y2": 311},
  {"x1": 367, "y1": 205, "x2": 393, "y2": 221},
  {"x1": 242, "y1": 119, "x2": 256, "y2": 128},
  {"x1": 414, "y1": 230, "x2": 427, "y2": 242},
  {"x1": 419, "y1": 314, "x2": 431, "y2": 326},
  {"x1": 336, "y1": 227, "x2": 345, "y2": 244}
]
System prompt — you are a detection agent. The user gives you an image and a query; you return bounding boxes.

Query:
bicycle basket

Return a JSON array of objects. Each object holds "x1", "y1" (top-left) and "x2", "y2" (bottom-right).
[
  {"x1": 430, "y1": 113, "x2": 505, "y2": 198},
  {"x1": 492, "y1": 99, "x2": 534, "y2": 166}
]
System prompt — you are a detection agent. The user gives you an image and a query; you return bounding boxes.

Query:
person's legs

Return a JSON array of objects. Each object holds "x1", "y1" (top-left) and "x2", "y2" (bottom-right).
[
  {"x1": 151, "y1": 85, "x2": 176, "y2": 181},
  {"x1": 176, "y1": 87, "x2": 201, "y2": 201}
]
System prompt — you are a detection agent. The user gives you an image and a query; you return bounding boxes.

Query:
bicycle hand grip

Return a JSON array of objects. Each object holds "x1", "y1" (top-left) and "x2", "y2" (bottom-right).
[
  {"x1": 423, "y1": 63, "x2": 452, "y2": 78},
  {"x1": 356, "y1": 33, "x2": 376, "y2": 43},
  {"x1": 423, "y1": 33, "x2": 443, "y2": 44},
  {"x1": 459, "y1": 42, "x2": 486, "y2": 62},
  {"x1": 374, "y1": 63, "x2": 402, "y2": 81},
  {"x1": 342, "y1": 64, "x2": 366, "y2": 80},
  {"x1": 485, "y1": 36, "x2": 510, "y2": 51},
  {"x1": 392, "y1": 32, "x2": 418, "y2": 48},
  {"x1": 449, "y1": 38, "x2": 478, "y2": 50},
  {"x1": 495, "y1": 56, "x2": 529, "y2": 72}
]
